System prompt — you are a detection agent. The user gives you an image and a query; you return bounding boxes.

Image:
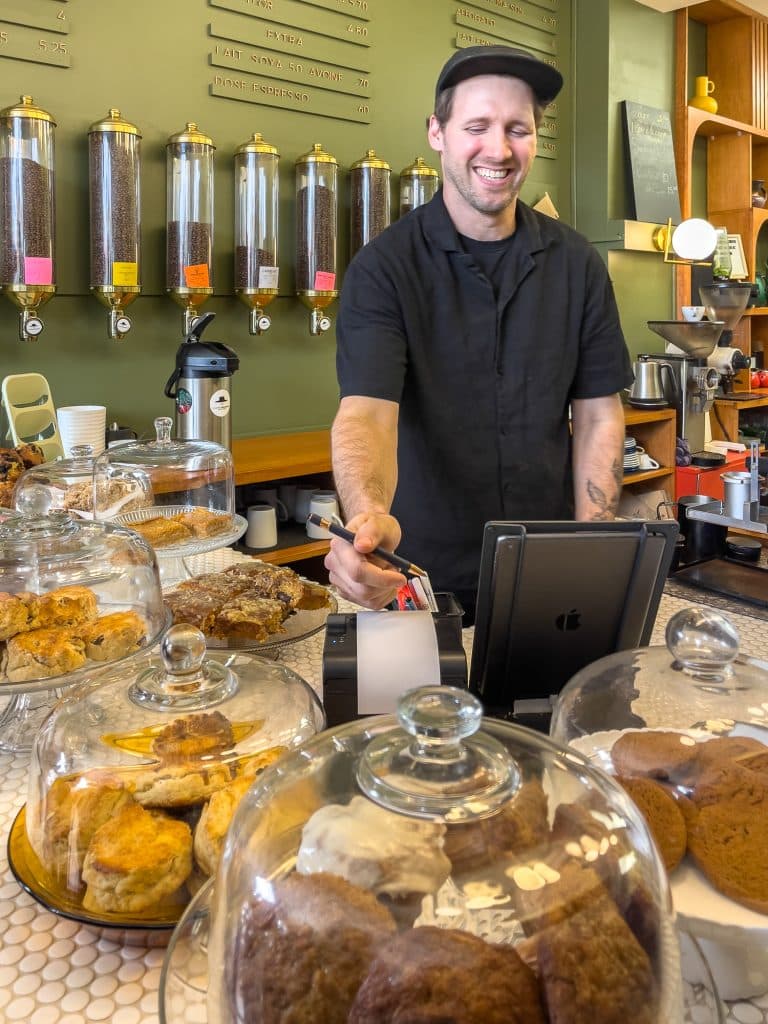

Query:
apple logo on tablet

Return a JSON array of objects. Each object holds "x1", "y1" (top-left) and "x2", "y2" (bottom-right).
[{"x1": 555, "y1": 608, "x2": 581, "y2": 631}]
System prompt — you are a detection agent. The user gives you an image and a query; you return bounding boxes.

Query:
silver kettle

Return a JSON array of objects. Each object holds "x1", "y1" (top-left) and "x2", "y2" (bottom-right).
[{"x1": 628, "y1": 355, "x2": 677, "y2": 406}]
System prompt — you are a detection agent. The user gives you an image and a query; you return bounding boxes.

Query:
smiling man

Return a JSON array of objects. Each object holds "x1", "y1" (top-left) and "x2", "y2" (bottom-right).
[{"x1": 327, "y1": 45, "x2": 633, "y2": 621}]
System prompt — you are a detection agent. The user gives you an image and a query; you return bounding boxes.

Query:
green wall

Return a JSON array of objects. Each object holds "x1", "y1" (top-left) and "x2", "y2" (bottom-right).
[
  {"x1": 0, "y1": 0, "x2": 572, "y2": 439},
  {"x1": 573, "y1": 0, "x2": 677, "y2": 361}
]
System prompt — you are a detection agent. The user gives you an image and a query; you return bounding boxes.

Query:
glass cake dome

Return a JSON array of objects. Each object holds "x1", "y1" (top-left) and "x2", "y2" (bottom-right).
[
  {"x1": 551, "y1": 606, "x2": 768, "y2": 1001},
  {"x1": 196, "y1": 685, "x2": 686, "y2": 1023},
  {"x1": 11, "y1": 623, "x2": 325, "y2": 931}
]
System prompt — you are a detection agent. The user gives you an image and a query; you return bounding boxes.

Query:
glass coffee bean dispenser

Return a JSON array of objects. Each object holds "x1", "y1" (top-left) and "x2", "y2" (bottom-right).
[
  {"x1": 0, "y1": 95, "x2": 56, "y2": 342},
  {"x1": 350, "y1": 148, "x2": 391, "y2": 259},
  {"x1": 88, "y1": 109, "x2": 141, "y2": 341},
  {"x1": 295, "y1": 142, "x2": 338, "y2": 335},
  {"x1": 166, "y1": 122, "x2": 215, "y2": 336},
  {"x1": 234, "y1": 132, "x2": 280, "y2": 336},
  {"x1": 399, "y1": 155, "x2": 439, "y2": 216}
]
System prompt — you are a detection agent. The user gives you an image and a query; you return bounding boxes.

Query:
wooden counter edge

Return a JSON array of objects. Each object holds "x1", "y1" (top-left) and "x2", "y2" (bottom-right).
[{"x1": 232, "y1": 430, "x2": 332, "y2": 486}]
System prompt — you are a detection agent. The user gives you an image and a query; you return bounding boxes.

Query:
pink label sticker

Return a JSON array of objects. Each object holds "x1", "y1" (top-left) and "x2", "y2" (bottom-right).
[
  {"x1": 314, "y1": 270, "x2": 336, "y2": 291},
  {"x1": 24, "y1": 257, "x2": 53, "y2": 286}
]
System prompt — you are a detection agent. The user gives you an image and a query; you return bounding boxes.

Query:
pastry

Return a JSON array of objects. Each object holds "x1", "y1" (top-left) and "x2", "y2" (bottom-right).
[
  {"x1": 81, "y1": 802, "x2": 192, "y2": 914},
  {"x1": 35, "y1": 771, "x2": 136, "y2": 889},
  {"x1": 535, "y1": 885, "x2": 657, "y2": 1024},
  {"x1": 349, "y1": 926, "x2": 546, "y2": 1024},
  {"x1": 296, "y1": 795, "x2": 450, "y2": 926},
  {"x1": 163, "y1": 589, "x2": 221, "y2": 634},
  {"x1": 194, "y1": 774, "x2": 253, "y2": 876},
  {"x1": 35, "y1": 585, "x2": 98, "y2": 629},
  {"x1": 610, "y1": 730, "x2": 699, "y2": 783},
  {"x1": 152, "y1": 710, "x2": 235, "y2": 764},
  {"x1": 175, "y1": 572, "x2": 252, "y2": 603},
  {"x1": 227, "y1": 872, "x2": 396, "y2": 1024},
  {"x1": 176, "y1": 507, "x2": 231, "y2": 538},
  {"x1": 0, "y1": 592, "x2": 32, "y2": 641},
  {"x1": 687, "y1": 798, "x2": 768, "y2": 914},
  {"x1": 63, "y1": 478, "x2": 149, "y2": 516},
  {"x1": 5, "y1": 626, "x2": 86, "y2": 681},
  {"x1": 131, "y1": 760, "x2": 233, "y2": 808},
  {"x1": 130, "y1": 516, "x2": 193, "y2": 548},
  {"x1": 225, "y1": 562, "x2": 306, "y2": 610},
  {"x1": 210, "y1": 595, "x2": 286, "y2": 642},
  {"x1": 617, "y1": 776, "x2": 687, "y2": 872},
  {"x1": 79, "y1": 610, "x2": 146, "y2": 662},
  {"x1": 444, "y1": 777, "x2": 550, "y2": 874}
]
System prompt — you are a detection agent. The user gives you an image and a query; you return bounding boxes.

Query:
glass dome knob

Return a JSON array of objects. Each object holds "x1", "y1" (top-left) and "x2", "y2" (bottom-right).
[
  {"x1": 161, "y1": 623, "x2": 207, "y2": 675},
  {"x1": 665, "y1": 607, "x2": 739, "y2": 677},
  {"x1": 398, "y1": 685, "x2": 484, "y2": 755},
  {"x1": 154, "y1": 416, "x2": 173, "y2": 445}
]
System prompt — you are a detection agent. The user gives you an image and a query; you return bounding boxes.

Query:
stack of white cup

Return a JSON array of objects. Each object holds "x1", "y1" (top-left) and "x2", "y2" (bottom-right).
[{"x1": 56, "y1": 406, "x2": 107, "y2": 458}]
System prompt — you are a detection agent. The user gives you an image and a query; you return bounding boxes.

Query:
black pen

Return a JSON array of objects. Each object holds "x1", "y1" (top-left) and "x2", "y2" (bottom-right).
[{"x1": 307, "y1": 514, "x2": 428, "y2": 578}]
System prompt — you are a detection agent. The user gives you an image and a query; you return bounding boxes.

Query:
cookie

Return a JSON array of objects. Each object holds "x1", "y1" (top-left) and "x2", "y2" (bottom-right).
[
  {"x1": 610, "y1": 730, "x2": 699, "y2": 783},
  {"x1": 687, "y1": 799, "x2": 768, "y2": 914},
  {"x1": 617, "y1": 776, "x2": 687, "y2": 872}
]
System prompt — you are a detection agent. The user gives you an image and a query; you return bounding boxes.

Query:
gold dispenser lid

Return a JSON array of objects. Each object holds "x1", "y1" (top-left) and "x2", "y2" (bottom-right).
[
  {"x1": 0, "y1": 95, "x2": 56, "y2": 125},
  {"x1": 166, "y1": 122, "x2": 215, "y2": 148},
  {"x1": 295, "y1": 142, "x2": 337, "y2": 166},
  {"x1": 88, "y1": 108, "x2": 141, "y2": 137},
  {"x1": 351, "y1": 148, "x2": 390, "y2": 172},
  {"x1": 235, "y1": 132, "x2": 279, "y2": 157},
  {"x1": 400, "y1": 155, "x2": 439, "y2": 179}
]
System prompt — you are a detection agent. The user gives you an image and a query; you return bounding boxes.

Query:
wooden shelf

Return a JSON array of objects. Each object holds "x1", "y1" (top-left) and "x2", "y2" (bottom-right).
[
  {"x1": 232, "y1": 430, "x2": 331, "y2": 486},
  {"x1": 237, "y1": 535, "x2": 330, "y2": 565},
  {"x1": 622, "y1": 406, "x2": 677, "y2": 498}
]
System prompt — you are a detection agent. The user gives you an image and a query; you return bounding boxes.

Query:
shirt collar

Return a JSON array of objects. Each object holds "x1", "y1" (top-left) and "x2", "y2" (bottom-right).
[{"x1": 422, "y1": 187, "x2": 551, "y2": 256}]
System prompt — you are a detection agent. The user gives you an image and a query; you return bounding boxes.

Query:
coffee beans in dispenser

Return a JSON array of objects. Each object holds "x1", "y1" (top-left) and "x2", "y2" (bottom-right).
[
  {"x1": 399, "y1": 155, "x2": 439, "y2": 216},
  {"x1": 166, "y1": 122, "x2": 215, "y2": 336},
  {"x1": 295, "y1": 143, "x2": 338, "y2": 335},
  {"x1": 0, "y1": 96, "x2": 56, "y2": 342},
  {"x1": 234, "y1": 133, "x2": 280, "y2": 335},
  {"x1": 350, "y1": 149, "x2": 391, "y2": 259},
  {"x1": 88, "y1": 109, "x2": 141, "y2": 340}
]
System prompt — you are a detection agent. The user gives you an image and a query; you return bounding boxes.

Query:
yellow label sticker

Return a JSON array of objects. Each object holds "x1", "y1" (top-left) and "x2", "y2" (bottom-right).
[{"x1": 112, "y1": 262, "x2": 138, "y2": 287}]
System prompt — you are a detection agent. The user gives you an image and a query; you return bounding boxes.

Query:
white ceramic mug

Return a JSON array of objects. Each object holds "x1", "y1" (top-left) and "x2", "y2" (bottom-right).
[
  {"x1": 56, "y1": 405, "x2": 107, "y2": 458},
  {"x1": 246, "y1": 504, "x2": 278, "y2": 549},
  {"x1": 251, "y1": 487, "x2": 288, "y2": 522},
  {"x1": 278, "y1": 483, "x2": 297, "y2": 520},
  {"x1": 638, "y1": 452, "x2": 660, "y2": 471},
  {"x1": 307, "y1": 491, "x2": 340, "y2": 538},
  {"x1": 294, "y1": 485, "x2": 319, "y2": 524}
]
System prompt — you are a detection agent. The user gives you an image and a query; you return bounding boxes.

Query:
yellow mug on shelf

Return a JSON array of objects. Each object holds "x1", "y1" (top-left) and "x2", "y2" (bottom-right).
[{"x1": 689, "y1": 75, "x2": 718, "y2": 115}]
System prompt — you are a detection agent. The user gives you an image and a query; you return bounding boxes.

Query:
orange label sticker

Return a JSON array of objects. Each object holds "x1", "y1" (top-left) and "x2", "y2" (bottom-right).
[
  {"x1": 184, "y1": 263, "x2": 211, "y2": 288},
  {"x1": 112, "y1": 262, "x2": 138, "y2": 287},
  {"x1": 314, "y1": 270, "x2": 336, "y2": 291}
]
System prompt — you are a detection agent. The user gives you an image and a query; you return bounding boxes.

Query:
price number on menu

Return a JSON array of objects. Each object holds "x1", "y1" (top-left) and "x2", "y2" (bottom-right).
[
  {"x1": 39, "y1": 38, "x2": 68, "y2": 54},
  {"x1": 347, "y1": 22, "x2": 368, "y2": 37}
]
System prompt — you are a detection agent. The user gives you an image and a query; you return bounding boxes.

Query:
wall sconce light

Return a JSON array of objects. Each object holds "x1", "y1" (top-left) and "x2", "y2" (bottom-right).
[{"x1": 652, "y1": 217, "x2": 717, "y2": 265}]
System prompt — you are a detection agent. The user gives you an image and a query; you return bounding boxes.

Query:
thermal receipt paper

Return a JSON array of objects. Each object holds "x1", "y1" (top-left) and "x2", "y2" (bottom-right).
[{"x1": 356, "y1": 611, "x2": 441, "y2": 714}]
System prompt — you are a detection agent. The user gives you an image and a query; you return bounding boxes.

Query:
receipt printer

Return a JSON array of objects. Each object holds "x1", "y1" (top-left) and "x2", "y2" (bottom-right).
[{"x1": 322, "y1": 593, "x2": 468, "y2": 727}]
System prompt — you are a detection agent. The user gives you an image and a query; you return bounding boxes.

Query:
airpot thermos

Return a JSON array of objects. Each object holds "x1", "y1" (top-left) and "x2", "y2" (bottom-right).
[{"x1": 164, "y1": 312, "x2": 239, "y2": 448}]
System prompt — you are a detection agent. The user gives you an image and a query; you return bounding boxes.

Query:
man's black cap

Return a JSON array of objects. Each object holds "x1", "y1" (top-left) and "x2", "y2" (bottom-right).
[{"x1": 435, "y1": 45, "x2": 563, "y2": 108}]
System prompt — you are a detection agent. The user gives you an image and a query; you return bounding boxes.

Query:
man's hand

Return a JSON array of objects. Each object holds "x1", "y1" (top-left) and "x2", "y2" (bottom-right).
[{"x1": 324, "y1": 511, "x2": 405, "y2": 608}]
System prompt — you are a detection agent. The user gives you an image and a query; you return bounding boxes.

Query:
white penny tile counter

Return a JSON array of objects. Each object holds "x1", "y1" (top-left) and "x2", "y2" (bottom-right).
[{"x1": 0, "y1": 588, "x2": 764, "y2": 1024}]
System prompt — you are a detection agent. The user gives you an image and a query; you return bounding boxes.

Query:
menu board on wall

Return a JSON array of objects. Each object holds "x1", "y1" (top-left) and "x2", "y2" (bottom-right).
[
  {"x1": 208, "y1": 0, "x2": 373, "y2": 123},
  {"x1": 0, "y1": 0, "x2": 71, "y2": 69},
  {"x1": 621, "y1": 100, "x2": 681, "y2": 223}
]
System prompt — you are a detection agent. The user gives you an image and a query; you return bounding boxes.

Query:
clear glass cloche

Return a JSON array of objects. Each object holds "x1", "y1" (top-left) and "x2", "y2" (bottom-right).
[
  {"x1": 0, "y1": 510, "x2": 166, "y2": 688},
  {"x1": 204, "y1": 685, "x2": 684, "y2": 1022},
  {"x1": 551, "y1": 606, "x2": 768, "y2": 1002},
  {"x1": 14, "y1": 623, "x2": 324, "y2": 928},
  {"x1": 12, "y1": 444, "x2": 153, "y2": 520}
]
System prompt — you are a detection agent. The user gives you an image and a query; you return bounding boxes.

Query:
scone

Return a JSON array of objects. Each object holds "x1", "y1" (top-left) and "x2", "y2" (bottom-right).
[
  {"x1": 79, "y1": 611, "x2": 146, "y2": 662},
  {"x1": 0, "y1": 592, "x2": 32, "y2": 641},
  {"x1": 152, "y1": 710, "x2": 235, "y2": 764},
  {"x1": 131, "y1": 760, "x2": 233, "y2": 808},
  {"x1": 35, "y1": 585, "x2": 98, "y2": 629},
  {"x1": 81, "y1": 803, "x2": 192, "y2": 914},
  {"x1": 5, "y1": 626, "x2": 86, "y2": 681},
  {"x1": 194, "y1": 774, "x2": 253, "y2": 876},
  {"x1": 131, "y1": 516, "x2": 193, "y2": 548},
  {"x1": 35, "y1": 771, "x2": 136, "y2": 889}
]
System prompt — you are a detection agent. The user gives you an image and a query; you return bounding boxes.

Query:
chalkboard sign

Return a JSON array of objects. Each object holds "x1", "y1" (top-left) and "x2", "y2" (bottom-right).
[{"x1": 621, "y1": 101, "x2": 681, "y2": 223}]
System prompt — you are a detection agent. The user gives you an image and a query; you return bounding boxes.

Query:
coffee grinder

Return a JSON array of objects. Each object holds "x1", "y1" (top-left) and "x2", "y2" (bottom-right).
[{"x1": 164, "y1": 312, "x2": 239, "y2": 449}]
